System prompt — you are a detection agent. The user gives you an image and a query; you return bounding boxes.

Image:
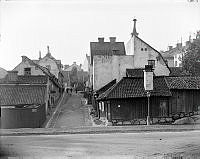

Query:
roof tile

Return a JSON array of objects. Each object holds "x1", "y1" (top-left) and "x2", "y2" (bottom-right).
[
  {"x1": 0, "y1": 85, "x2": 46, "y2": 105},
  {"x1": 98, "y1": 77, "x2": 171, "y2": 100}
]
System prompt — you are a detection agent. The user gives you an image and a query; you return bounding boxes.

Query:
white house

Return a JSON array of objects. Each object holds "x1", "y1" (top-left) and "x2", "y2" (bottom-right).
[{"x1": 89, "y1": 19, "x2": 170, "y2": 91}]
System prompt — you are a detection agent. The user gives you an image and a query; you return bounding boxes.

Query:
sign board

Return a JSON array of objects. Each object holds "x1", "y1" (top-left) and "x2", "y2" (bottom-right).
[
  {"x1": 144, "y1": 71, "x2": 153, "y2": 91},
  {"x1": 32, "y1": 109, "x2": 37, "y2": 113}
]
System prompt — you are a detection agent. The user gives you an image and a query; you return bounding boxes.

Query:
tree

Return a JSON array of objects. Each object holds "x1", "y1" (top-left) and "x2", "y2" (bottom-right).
[{"x1": 182, "y1": 32, "x2": 200, "y2": 76}]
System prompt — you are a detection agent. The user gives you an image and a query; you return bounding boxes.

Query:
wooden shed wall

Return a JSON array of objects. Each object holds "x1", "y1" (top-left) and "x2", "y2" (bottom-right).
[
  {"x1": 169, "y1": 90, "x2": 200, "y2": 114},
  {"x1": 108, "y1": 97, "x2": 169, "y2": 120}
]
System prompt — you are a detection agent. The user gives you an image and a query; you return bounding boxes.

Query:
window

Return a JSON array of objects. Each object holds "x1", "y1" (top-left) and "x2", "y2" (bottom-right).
[
  {"x1": 141, "y1": 48, "x2": 144, "y2": 51},
  {"x1": 24, "y1": 67, "x2": 31, "y2": 76},
  {"x1": 35, "y1": 66, "x2": 39, "y2": 70},
  {"x1": 148, "y1": 60, "x2": 155, "y2": 68},
  {"x1": 46, "y1": 65, "x2": 51, "y2": 71},
  {"x1": 175, "y1": 61, "x2": 177, "y2": 67},
  {"x1": 145, "y1": 48, "x2": 147, "y2": 51}
]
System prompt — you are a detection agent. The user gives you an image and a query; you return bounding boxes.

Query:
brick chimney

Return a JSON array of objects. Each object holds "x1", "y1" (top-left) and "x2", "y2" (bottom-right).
[
  {"x1": 39, "y1": 51, "x2": 42, "y2": 60},
  {"x1": 21, "y1": 56, "x2": 27, "y2": 62},
  {"x1": 109, "y1": 37, "x2": 116, "y2": 43},
  {"x1": 7, "y1": 71, "x2": 18, "y2": 81},
  {"x1": 168, "y1": 46, "x2": 173, "y2": 51},
  {"x1": 176, "y1": 43, "x2": 182, "y2": 49},
  {"x1": 98, "y1": 37, "x2": 104, "y2": 43},
  {"x1": 185, "y1": 41, "x2": 191, "y2": 48}
]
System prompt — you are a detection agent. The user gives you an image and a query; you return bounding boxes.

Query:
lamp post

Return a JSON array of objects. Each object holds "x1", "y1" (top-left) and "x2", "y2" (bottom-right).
[
  {"x1": 144, "y1": 64, "x2": 154, "y2": 125},
  {"x1": 146, "y1": 91, "x2": 151, "y2": 125},
  {"x1": 94, "y1": 92, "x2": 99, "y2": 118}
]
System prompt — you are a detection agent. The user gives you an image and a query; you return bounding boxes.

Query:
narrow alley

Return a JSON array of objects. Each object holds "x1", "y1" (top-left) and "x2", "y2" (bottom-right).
[{"x1": 47, "y1": 92, "x2": 92, "y2": 128}]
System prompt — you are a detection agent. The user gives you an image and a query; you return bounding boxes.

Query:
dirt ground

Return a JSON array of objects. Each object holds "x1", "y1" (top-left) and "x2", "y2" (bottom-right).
[
  {"x1": 48, "y1": 93, "x2": 92, "y2": 128},
  {"x1": 1, "y1": 131, "x2": 200, "y2": 158}
]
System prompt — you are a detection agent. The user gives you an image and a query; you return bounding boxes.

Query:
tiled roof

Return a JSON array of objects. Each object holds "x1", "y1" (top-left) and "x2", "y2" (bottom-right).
[
  {"x1": 90, "y1": 42, "x2": 126, "y2": 64},
  {"x1": 22, "y1": 56, "x2": 62, "y2": 88},
  {"x1": 98, "y1": 77, "x2": 171, "y2": 100},
  {"x1": 96, "y1": 79, "x2": 116, "y2": 95},
  {"x1": 165, "y1": 76, "x2": 200, "y2": 89},
  {"x1": 0, "y1": 75, "x2": 48, "y2": 84},
  {"x1": 126, "y1": 68, "x2": 156, "y2": 77},
  {"x1": 0, "y1": 85, "x2": 46, "y2": 106},
  {"x1": 126, "y1": 68, "x2": 144, "y2": 77},
  {"x1": 169, "y1": 67, "x2": 189, "y2": 76}
]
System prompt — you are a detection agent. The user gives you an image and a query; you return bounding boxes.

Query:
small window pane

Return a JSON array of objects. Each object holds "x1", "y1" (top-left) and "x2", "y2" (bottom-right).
[{"x1": 24, "y1": 68, "x2": 31, "y2": 75}]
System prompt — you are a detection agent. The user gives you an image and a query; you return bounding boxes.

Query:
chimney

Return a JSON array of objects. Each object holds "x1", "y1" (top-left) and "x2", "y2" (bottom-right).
[
  {"x1": 98, "y1": 37, "x2": 104, "y2": 43},
  {"x1": 109, "y1": 37, "x2": 116, "y2": 43},
  {"x1": 185, "y1": 41, "x2": 190, "y2": 48},
  {"x1": 47, "y1": 45, "x2": 51, "y2": 56},
  {"x1": 7, "y1": 71, "x2": 18, "y2": 81},
  {"x1": 131, "y1": 18, "x2": 139, "y2": 37},
  {"x1": 176, "y1": 43, "x2": 182, "y2": 49},
  {"x1": 168, "y1": 46, "x2": 173, "y2": 51},
  {"x1": 21, "y1": 56, "x2": 27, "y2": 62},
  {"x1": 39, "y1": 51, "x2": 42, "y2": 60}
]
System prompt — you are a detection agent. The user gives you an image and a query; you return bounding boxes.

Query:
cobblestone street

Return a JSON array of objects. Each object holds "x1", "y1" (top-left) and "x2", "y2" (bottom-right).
[{"x1": 47, "y1": 92, "x2": 92, "y2": 128}]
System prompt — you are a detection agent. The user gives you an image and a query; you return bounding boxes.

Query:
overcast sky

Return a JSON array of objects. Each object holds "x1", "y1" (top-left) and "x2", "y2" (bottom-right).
[{"x1": 0, "y1": 0, "x2": 200, "y2": 70}]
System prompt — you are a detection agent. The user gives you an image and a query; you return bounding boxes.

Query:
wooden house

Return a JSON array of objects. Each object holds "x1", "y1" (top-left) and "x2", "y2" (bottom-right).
[
  {"x1": 96, "y1": 77, "x2": 171, "y2": 123},
  {"x1": 166, "y1": 77, "x2": 200, "y2": 114},
  {"x1": 96, "y1": 76, "x2": 200, "y2": 125}
]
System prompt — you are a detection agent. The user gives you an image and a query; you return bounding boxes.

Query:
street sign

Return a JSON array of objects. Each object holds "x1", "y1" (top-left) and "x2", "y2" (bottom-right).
[{"x1": 144, "y1": 71, "x2": 153, "y2": 91}]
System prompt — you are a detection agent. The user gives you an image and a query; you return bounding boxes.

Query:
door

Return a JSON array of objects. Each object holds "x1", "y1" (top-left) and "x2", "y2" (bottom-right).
[{"x1": 159, "y1": 100, "x2": 168, "y2": 117}]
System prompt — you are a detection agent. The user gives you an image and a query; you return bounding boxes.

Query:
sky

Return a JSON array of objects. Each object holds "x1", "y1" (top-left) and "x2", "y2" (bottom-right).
[{"x1": 0, "y1": 0, "x2": 200, "y2": 71}]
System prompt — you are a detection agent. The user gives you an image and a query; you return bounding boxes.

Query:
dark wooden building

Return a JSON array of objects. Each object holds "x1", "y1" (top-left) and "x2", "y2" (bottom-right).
[
  {"x1": 166, "y1": 77, "x2": 200, "y2": 114},
  {"x1": 97, "y1": 77, "x2": 171, "y2": 123},
  {"x1": 96, "y1": 76, "x2": 200, "y2": 124}
]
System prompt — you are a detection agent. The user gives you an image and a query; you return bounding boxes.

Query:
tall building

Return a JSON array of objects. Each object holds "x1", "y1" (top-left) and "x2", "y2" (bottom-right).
[{"x1": 89, "y1": 19, "x2": 170, "y2": 91}]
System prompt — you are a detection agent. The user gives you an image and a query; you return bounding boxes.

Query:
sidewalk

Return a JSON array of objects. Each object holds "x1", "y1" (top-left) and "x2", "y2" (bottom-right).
[{"x1": 1, "y1": 124, "x2": 200, "y2": 136}]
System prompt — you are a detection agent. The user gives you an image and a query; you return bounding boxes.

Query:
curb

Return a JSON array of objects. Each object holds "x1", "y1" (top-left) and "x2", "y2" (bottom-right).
[
  {"x1": 44, "y1": 92, "x2": 66, "y2": 128},
  {"x1": 1, "y1": 125, "x2": 200, "y2": 136}
]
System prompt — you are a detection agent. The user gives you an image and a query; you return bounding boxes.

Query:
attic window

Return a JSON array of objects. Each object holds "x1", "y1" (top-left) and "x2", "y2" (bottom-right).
[
  {"x1": 24, "y1": 67, "x2": 31, "y2": 76},
  {"x1": 141, "y1": 48, "x2": 144, "y2": 51},
  {"x1": 145, "y1": 48, "x2": 147, "y2": 51}
]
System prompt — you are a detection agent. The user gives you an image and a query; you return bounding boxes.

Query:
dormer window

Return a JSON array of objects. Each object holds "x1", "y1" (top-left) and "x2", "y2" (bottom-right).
[
  {"x1": 148, "y1": 60, "x2": 155, "y2": 68},
  {"x1": 24, "y1": 67, "x2": 31, "y2": 76}
]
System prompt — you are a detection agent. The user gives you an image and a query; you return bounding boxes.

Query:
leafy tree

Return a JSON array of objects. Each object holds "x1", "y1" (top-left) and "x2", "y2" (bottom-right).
[{"x1": 182, "y1": 32, "x2": 200, "y2": 76}]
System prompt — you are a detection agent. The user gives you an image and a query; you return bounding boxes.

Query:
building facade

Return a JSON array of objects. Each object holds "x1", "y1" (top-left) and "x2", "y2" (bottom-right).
[
  {"x1": 13, "y1": 46, "x2": 63, "y2": 84},
  {"x1": 89, "y1": 19, "x2": 170, "y2": 91},
  {"x1": 0, "y1": 68, "x2": 62, "y2": 128}
]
